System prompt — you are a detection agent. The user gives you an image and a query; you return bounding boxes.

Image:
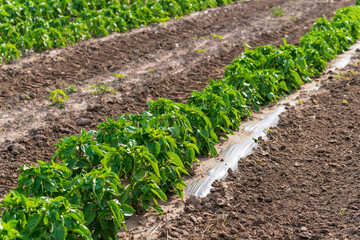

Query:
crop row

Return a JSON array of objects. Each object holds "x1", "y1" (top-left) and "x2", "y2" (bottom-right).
[
  {"x1": 1, "y1": 5, "x2": 360, "y2": 240},
  {"x1": 0, "y1": 0, "x2": 237, "y2": 64}
]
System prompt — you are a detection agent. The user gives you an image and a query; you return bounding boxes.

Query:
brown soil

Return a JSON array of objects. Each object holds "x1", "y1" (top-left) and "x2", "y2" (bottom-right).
[
  {"x1": 137, "y1": 61, "x2": 360, "y2": 239},
  {"x1": 0, "y1": 0, "x2": 356, "y2": 199}
]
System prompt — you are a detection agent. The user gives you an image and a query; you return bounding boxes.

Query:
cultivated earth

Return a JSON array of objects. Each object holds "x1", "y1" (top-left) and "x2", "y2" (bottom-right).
[
  {"x1": 0, "y1": 0, "x2": 359, "y2": 239},
  {"x1": 127, "y1": 61, "x2": 360, "y2": 239}
]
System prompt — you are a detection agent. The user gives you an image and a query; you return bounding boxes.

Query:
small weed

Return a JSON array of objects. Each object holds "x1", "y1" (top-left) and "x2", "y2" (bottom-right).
[
  {"x1": 25, "y1": 95, "x2": 30, "y2": 100},
  {"x1": 89, "y1": 83, "x2": 117, "y2": 95},
  {"x1": 113, "y1": 73, "x2": 125, "y2": 83},
  {"x1": 342, "y1": 99, "x2": 348, "y2": 104},
  {"x1": 298, "y1": 100, "x2": 304, "y2": 105},
  {"x1": 191, "y1": 36, "x2": 198, "y2": 40},
  {"x1": 272, "y1": 6, "x2": 284, "y2": 17},
  {"x1": 333, "y1": 72, "x2": 350, "y2": 81},
  {"x1": 333, "y1": 72, "x2": 344, "y2": 80},
  {"x1": 340, "y1": 208, "x2": 346, "y2": 216},
  {"x1": 212, "y1": 34, "x2": 223, "y2": 39},
  {"x1": 264, "y1": 128, "x2": 273, "y2": 133},
  {"x1": 148, "y1": 69, "x2": 155, "y2": 73},
  {"x1": 113, "y1": 73, "x2": 125, "y2": 78},
  {"x1": 64, "y1": 84, "x2": 76, "y2": 95},
  {"x1": 195, "y1": 49, "x2": 206, "y2": 53},
  {"x1": 47, "y1": 89, "x2": 68, "y2": 108},
  {"x1": 252, "y1": 137, "x2": 261, "y2": 145}
]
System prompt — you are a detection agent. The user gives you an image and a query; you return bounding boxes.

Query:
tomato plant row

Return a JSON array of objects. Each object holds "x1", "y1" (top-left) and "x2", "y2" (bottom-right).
[
  {"x1": 1, "y1": 5, "x2": 360, "y2": 240},
  {"x1": 0, "y1": 0, "x2": 236, "y2": 64}
]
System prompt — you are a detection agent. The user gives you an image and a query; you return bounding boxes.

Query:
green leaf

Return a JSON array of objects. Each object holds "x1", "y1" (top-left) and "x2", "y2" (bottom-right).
[
  {"x1": 133, "y1": 168, "x2": 145, "y2": 181},
  {"x1": 148, "y1": 159, "x2": 160, "y2": 177},
  {"x1": 90, "y1": 145, "x2": 104, "y2": 157},
  {"x1": 291, "y1": 70, "x2": 303, "y2": 85},
  {"x1": 108, "y1": 200, "x2": 124, "y2": 229},
  {"x1": 64, "y1": 146, "x2": 76, "y2": 159},
  {"x1": 152, "y1": 204, "x2": 164, "y2": 214},
  {"x1": 51, "y1": 221, "x2": 67, "y2": 240},
  {"x1": 282, "y1": 38, "x2": 287, "y2": 46},
  {"x1": 174, "y1": 187, "x2": 184, "y2": 200},
  {"x1": 166, "y1": 152, "x2": 184, "y2": 168},
  {"x1": 279, "y1": 81, "x2": 289, "y2": 91},
  {"x1": 24, "y1": 178, "x2": 34, "y2": 187},
  {"x1": 146, "y1": 141, "x2": 160, "y2": 157},
  {"x1": 70, "y1": 224, "x2": 92, "y2": 240},
  {"x1": 199, "y1": 126, "x2": 209, "y2": 138},
  {"x1": 0, "y1": 8, "x2": 10, "y2": 17},
  {"x1": 120, "y1": 204, "x2": 135, "y2": 217},
  {"x1": 44, "y1": 180, "x2": 56, "y2": 192},
  {"x1": 83, "y1": 203, "x2": 97, "y2": 225},
  {"x1": 67, "y1": 211, "x2": 83, "y2": 223},
  {"x1": 27, "y1": 212, "x2": 44, "y2": 235},
  {"x1": 150, "y1": 185, "x2": 167, "y2": 201},
  {"x1": 125, "y1": 126, "x2": 136, "y2": 133},
  {"x1": 169, "y1": 126, "x2": 181, "y2": 138},
  {"x1": 186, "y1": 148, "x2": 195, "y2": 162},
  {"x1": 119, "y1": 186, "x2": 130, "y2": 204}
]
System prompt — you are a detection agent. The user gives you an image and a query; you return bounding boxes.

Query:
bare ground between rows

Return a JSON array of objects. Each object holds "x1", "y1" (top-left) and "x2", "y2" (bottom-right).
[
  {"x1": 0, "y1": 0, "x2": 290, "y2": 105},
  {"x1": 0, "y1": 0, "x2": 356, "y2": 197},
  {"x1": 122, "y1": 53, "x2": 360, "y2": 240}
]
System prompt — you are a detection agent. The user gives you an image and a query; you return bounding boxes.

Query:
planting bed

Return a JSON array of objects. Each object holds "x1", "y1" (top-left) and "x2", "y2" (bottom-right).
[
  {"x1": 0, "y1": 0, "x2": 359, "y2": 238},
  {"x1": 128, "y1": 57, "x2": 360, "y2": 240},
  {"x1": 156, "y1": 67, "x2": 359, "y2": 239}
]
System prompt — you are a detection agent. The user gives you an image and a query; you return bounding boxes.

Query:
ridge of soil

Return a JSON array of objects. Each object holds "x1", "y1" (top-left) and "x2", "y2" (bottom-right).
[
  {"x1": 134, "y1": 60, "x2": 360, "y2": 240},
  {"x1": 0, "y1": 0, "x2": 356, "y2": 198}
]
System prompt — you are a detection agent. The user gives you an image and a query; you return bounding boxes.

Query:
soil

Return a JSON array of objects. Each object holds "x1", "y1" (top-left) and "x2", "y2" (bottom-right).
[
  {"x1": 124, "y1": 59, "x2": 360, "y2": 239},
  {"x1": 0, "y1": 0, "x2": 356, "y2": 203}
]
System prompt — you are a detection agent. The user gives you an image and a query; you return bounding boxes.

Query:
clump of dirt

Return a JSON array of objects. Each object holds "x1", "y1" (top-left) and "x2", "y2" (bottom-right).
[{"x1": 142, "y1": 65, "x2": 360, "y2": 239}]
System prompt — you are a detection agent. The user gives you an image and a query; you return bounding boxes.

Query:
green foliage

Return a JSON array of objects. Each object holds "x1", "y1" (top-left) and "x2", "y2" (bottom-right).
[
  {"x1": 47, "y1": 89, "x2": 69, "y2": 108},
  {"x1": 195, "y1": 49, "x2": 207, "y2": 53},
  {"x1": 64, "y1": 84, "x2": 76, "y2": 95},
  {"x1": 0, "y1": 192, "x2": 92, "y2": 240},
  {"x1": 113, "y1": 73, "x2": 125, "y2": 78},
  {"x1": 2, "y1": 5, "x2": 360, "y2": 240},
  {"x1": 0, "y1": 0, "x2": 241, "y2": 64},
  {"x1": 89, "y1": 83, "x2": 117, "y2": 95},
  {"x1": 271, "y1": 6, "x2": 284, "y2": 17},
  {"x1": 225, "y1": 41, "x2": 311, "y2": 108},
  {"x1": 212, "y1": 34, "x2": 223, "y2": 39}
]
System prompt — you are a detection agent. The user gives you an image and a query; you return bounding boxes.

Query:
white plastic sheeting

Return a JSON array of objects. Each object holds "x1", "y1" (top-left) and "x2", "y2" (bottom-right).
[{"x1": 185, "y1": 106, "x2": 286, "y2": 197}]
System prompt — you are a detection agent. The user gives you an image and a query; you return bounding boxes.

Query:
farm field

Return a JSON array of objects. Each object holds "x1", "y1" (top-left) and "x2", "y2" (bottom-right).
[
  {"x1": 127, "y1": 59, "x2": 360, "y2": 239},
  {"x1": 0, "y1": 0, "x2": 356, "y2": 196},
  {"x1": 0, "y1": 0, "x2": 359, "y2": 239}
]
